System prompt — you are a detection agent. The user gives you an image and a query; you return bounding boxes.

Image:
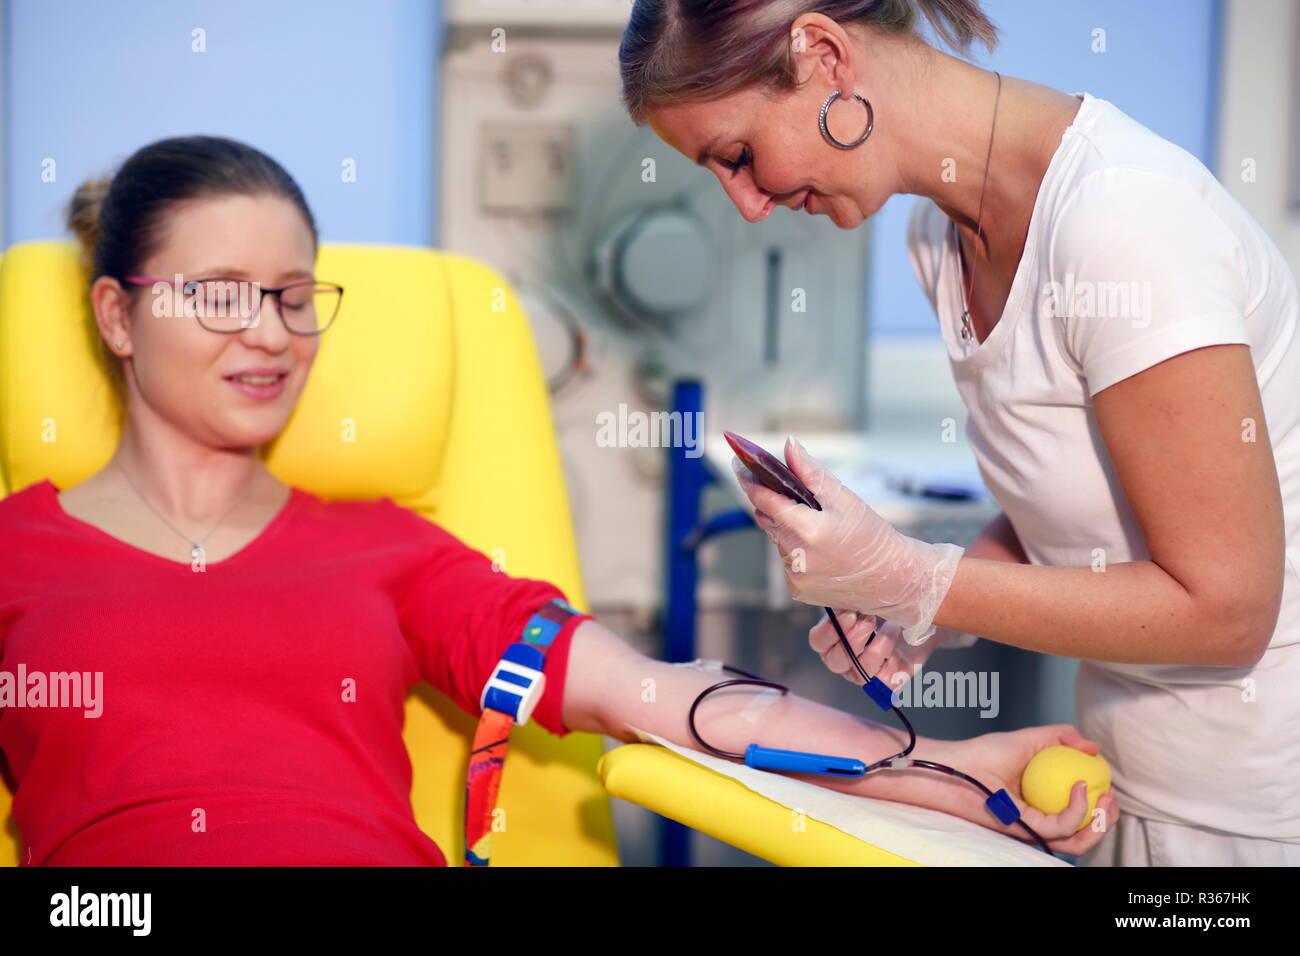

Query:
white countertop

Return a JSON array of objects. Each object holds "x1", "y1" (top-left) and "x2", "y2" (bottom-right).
[{"x1": 704, "y1": 430, "x2": 999, "y2": 526}]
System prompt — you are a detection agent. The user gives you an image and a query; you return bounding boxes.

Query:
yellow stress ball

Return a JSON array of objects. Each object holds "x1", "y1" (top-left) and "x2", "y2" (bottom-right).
[{"x1": 1020, "y1": 745, "x2": 1112, "y2": 832}]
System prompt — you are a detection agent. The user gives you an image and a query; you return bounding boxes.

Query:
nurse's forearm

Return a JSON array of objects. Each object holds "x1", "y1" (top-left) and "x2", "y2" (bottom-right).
[
  {"x1": 562, "y1": 620, "x2": 962, "y2": 812},
  {"x1": 932, "y1": 556, "x2": 1256, "y2": 667}
]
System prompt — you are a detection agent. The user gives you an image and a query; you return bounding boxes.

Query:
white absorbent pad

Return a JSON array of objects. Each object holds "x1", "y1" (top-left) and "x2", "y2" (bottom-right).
[{"x1": 625, "y1": 725, "x2": 1072, "y2": 867}]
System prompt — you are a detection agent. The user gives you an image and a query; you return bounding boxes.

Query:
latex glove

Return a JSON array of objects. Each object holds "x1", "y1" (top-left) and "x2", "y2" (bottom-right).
[
  {"x1": 734, "y1": 437, "x2": 964, "y2": 645},
  {"x1": 810, "y1": 612, "x2": 974, "y2": 689},
  {"x1": 808, "y1": 613, "x2": 927, "y2": 688}
]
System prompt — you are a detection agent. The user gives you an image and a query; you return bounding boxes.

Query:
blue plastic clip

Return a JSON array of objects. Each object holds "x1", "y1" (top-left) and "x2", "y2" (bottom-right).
[
  {"x1": 985, "y1": 788, "x2": 1021, "y2": 825},
  {"x1": 744, "y1": 744, "x2": 866, "y2": 777},
  {"x1": 480, "y1": 642, "x2": 547, "y2": 723},
  {"x1": 863, "y1": 676, "x2": 897, "y2": 711}
]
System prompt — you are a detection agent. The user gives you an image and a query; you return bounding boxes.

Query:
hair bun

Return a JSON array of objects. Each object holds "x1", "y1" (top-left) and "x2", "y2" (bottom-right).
[{"x1": 66, "y1": 175, "x2": 113, "y2": 276}]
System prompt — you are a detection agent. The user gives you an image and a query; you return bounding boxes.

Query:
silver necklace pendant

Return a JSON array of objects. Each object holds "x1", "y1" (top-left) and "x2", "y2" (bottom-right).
[
  {"x1": 960, "y1": 309, "x2": 974, "y2": 342},
  {"x1": 191, "y1": 543, "x2": 205, "y2": 561}
]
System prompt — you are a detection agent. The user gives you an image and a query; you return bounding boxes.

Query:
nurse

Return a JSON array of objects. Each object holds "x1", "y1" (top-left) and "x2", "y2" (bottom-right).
[{"x1": 623, "y1": 0, "x2": 1300, "y2": 865}]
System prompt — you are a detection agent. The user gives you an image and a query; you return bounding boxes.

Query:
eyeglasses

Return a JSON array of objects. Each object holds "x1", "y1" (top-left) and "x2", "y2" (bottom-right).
[{"x1": 121, "y1": 275, "x2": 344, "y2": 335}]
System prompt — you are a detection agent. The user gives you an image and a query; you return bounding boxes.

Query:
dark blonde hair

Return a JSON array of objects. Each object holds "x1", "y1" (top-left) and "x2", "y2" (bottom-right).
[
  {"x1": 65, "y1": 136, "x2": 318, "y2": 421},
  {"x1": 619, "y1": 0, "x2": 998, "y2": 125}
]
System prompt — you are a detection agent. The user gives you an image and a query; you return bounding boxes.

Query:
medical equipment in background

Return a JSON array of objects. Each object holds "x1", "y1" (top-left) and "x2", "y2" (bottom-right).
[
  {"x1": 438, "y1": 1, "x2": 1008, "y2": 866},
  {"x1": 439, "y1": 1, "x2": 871, "y2": 612}
]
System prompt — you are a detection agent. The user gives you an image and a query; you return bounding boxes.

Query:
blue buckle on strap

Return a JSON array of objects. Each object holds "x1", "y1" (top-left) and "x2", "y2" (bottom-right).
[
  {"x1": 478, "y1": 599, "x2": 583, "y2": 725},
  {"x1": 481, "y1": 642, "x2": 547, "y2": 723}
]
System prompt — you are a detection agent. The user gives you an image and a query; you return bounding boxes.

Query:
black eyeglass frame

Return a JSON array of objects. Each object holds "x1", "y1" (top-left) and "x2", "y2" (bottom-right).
[{"x1": 120, "y1": 275, "x2": 346, "y2": 336}]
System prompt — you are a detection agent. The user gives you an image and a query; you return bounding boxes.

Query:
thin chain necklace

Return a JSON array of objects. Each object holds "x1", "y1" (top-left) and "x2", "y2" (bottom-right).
[
  {"x1": 115, "y1": 458, "x2": 261, "y2": 562},
  {"x1": 954, "y1": 70, "x2": 1002, "y2": 346}
]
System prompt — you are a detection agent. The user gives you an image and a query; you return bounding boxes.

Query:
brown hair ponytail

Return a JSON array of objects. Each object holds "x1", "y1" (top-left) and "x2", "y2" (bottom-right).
[
  {"x1": 619, "y1": 0, "x2": 998, "y2": 125},
  {"x1": 66, "y1": 176, "x2": 112, "y2": 276},
  {"x1": 65, "y1": 174, "x2": 125, "y2": 417}
]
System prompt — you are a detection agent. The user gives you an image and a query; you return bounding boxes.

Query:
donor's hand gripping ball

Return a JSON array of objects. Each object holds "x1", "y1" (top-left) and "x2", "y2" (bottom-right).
[{"x1": 1021, "y1": 745, "x2": 1113, "y2": 832}]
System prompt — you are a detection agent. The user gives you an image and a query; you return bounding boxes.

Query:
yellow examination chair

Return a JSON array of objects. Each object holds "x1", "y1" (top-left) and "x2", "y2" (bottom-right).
[
  {"x1": 0, "y1": 242, "x2": 922, "y2": 868},
  {"x1": 0, "y1": 241, "x2": 618, "y2": 866}
]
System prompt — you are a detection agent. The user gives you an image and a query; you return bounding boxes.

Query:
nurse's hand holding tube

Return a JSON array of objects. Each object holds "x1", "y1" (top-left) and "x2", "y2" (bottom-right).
[
  {"x1": 732, "y1": 437, "x2": 965, "y2": 645},
  {"x1": 810, "y1": 612, "x2": 976, "y2": 688},
  {"x1": 810, "y1": 613, "x2": 930, "y2": 687}
]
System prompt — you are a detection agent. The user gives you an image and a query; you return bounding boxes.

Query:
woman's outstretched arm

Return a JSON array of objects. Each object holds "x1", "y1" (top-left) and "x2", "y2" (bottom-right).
[{"x1": 557, "y1": 617, "x2": 1118, "y2": 855}]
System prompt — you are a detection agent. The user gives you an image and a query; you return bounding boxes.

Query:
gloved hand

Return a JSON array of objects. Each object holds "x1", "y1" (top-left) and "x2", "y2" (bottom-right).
[
  {"x1": 733, "y1": 437, "x2": 965, "y2": 645},
  {"x1": 810, "y1": 611, "x2": 977, "y2": 689}
]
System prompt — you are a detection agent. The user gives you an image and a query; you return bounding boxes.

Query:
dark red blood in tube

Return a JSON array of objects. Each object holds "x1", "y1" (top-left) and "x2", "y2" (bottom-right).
[{"x1": 723, "y1": 430, "x2": 822, "y2": 511}]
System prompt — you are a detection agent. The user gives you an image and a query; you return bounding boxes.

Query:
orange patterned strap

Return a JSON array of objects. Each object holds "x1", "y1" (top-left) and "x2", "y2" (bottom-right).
[{"x1": 463, "y1": 598, "x2": 582, "y2": 866}]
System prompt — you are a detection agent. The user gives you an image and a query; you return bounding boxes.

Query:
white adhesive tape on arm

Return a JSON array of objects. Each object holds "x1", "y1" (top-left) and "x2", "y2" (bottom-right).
[{"x1": 738, "y1": 687, "x2": 783, "y2": 725}]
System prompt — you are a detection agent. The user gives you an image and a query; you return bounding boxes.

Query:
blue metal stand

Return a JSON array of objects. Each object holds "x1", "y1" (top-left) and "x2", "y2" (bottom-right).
[{"x1": 660, "y1": 379, "x2": 756, "y2": 866}]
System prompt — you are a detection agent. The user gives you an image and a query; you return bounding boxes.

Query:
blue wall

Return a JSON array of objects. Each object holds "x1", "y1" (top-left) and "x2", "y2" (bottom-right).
[
  {"x1": 4, "y1": 0, "x2": 1220, "y2": 340},
  {"x1": 3, "y1": 0, "x2": 440, "y2": 247},
  {"x1": 870, "y1": 0, "x2": 1222, "y2": 336}
]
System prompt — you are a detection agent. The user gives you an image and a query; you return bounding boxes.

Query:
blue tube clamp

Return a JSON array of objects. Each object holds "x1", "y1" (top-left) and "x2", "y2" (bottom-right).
[
  {"x1": 744, "y1": 744, "x2": 866, "y2": 777},
  {"x1": 863, "y1": 676, "x2": 897, "y2": 711},
  {"x1": 985, "y1": 788, "x2": 1021, "y2": 825}
]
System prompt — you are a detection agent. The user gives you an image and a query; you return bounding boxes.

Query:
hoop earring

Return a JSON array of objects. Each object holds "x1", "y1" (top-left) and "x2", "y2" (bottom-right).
[{"x1": 819, "y1": 90, "x2": 874, "y2": 149}]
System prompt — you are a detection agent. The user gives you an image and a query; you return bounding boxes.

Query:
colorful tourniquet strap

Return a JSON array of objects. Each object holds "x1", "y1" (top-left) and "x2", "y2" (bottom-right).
[{"x1": 464, "y1": 597, "x2": 583, "y2": 866}]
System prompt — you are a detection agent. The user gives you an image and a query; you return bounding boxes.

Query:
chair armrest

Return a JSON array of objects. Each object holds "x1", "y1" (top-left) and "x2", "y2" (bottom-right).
[{"x1": 597, "y1": 744, "x2": 920, "y2": 866}]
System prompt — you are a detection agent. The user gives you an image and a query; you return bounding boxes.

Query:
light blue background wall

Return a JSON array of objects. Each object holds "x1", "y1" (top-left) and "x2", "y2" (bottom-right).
[
  {"x1": 3, "y1": 0, "x2": 1220, "y2": 336},
  {"x1": 2, "y1": 0, "x2": 441, "y2": 247},
  {"x1": 871, "y1": 0, "x2": 1222, "y2": 335}
]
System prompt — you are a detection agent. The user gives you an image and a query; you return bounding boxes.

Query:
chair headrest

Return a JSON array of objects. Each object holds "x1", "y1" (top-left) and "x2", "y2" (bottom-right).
[{"x1": 0, "y1": 242, "x2": 454, "y2": 501}]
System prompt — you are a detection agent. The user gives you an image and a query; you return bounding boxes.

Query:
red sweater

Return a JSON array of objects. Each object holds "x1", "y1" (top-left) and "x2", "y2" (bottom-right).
[{"x1": 0, "y1": 479, "x2": 591, "y2": 866}]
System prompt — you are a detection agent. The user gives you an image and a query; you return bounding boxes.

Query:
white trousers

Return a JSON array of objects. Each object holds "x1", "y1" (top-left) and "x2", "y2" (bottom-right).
[{"x1": 1081, "y1": 813, "x2": 1300, "y2": 866}]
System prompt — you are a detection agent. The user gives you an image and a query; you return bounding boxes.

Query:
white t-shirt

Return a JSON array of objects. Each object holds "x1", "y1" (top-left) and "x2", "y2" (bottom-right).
[{"x1": 907, "y1": 91, "x2": 1300, "y2": 840}]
